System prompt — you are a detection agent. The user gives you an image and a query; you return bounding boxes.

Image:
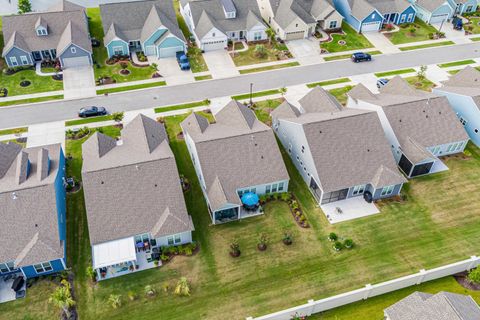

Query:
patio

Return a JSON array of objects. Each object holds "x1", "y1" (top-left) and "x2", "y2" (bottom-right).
[
  {"x1": 320, "y1": 197, "x2": 380, "y2": 224},
  {"x1": 0, "y1": 273, "x2": 26, "y2": 304}
]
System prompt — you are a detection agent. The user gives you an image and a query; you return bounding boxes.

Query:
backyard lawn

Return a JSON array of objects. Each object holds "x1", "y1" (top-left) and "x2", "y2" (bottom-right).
[
  {"x1": 384, "y1": 19, "x2": 439, "y2": 44},
  {"x1": 320, "y1": 23, "x2": 373, "y2": 53},
  {"x1": 464, "y1": 16, "x2": 480, "y2": 34}
]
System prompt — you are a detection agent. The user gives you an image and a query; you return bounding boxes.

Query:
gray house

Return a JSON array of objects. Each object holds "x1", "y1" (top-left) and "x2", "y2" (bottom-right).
[
  {"x1": 348, "y1": 76, "x2": 469, "y2": 178},
  {"x1": 181, "y1": 101, "x2": 289, "y2": 224},
  {"x1": 100, "y1": 0, "x2": 187, "y2": 59},
  {"x1": 271, "y1": 87, "x2": 406, "y2": 206},
  {"x1": 1, "y1": 0, "x2": 92, "y2": 68},
  {"x1": 81, "y1": 114, "x2": 194, "y2": 280},
  {"x1": 384, "y1": 291, "x2": 480, "y2": 320},
  {"x1": 180, "y1": 0, "x2": 268, "y2": 51}
]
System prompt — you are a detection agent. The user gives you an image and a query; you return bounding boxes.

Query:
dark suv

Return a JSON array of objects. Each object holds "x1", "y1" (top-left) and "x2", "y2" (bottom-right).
[{"x1": 351, "y1": 52, "x2": 372, "y2": 63}]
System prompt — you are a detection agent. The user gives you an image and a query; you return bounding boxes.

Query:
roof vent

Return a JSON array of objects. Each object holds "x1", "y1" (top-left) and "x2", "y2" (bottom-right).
[{"x1": 101, "y1": 181, "x2": 104, "y2": 184}]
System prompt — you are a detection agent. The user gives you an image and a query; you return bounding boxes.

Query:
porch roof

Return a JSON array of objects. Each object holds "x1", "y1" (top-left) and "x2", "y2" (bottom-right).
[{"x1": 92, "y1": 237, "x2": 137, "y2": 269}]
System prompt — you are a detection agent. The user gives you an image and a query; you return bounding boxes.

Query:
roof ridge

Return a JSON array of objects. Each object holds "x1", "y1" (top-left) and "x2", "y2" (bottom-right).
[{"x1": 14, "y1": 232, "x2": 39, "y2": 267}]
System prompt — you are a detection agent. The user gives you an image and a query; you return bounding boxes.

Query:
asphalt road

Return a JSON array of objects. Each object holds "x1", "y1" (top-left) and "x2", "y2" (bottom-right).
[{"x1": 1, "y1": 42, "x2": 480, "y2": 129}]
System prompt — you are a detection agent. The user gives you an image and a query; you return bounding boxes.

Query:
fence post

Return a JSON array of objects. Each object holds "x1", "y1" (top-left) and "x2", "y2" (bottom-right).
[
  {"x1": 307, "y1": 299, "x2": 315, "y2": 316},
  {"x1": 417, "y1": 269, "x2": 427, "y2": 285},
  {"x1": 468, "y1": 256, "x2": 478, "y2": 270},
  {"x1": 363, "y1": 284, "x2": 372, "y2": 300}
]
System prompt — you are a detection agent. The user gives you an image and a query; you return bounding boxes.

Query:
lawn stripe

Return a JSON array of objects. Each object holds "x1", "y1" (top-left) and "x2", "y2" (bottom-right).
[
  {"x1": 399, "y1": 41, "x2": 454, "y2": 51},
  {"x1": 375, "y1": 68, "x2": 416, "y2": 77},
  {"x1": 65, "y1": 115, "x2": 114, "y2": 127},
  {"x1": 0, "y1": 127, "x2": 28, "y2": 136},
  {"x1": 232, "y1": 89, "x2": 281, "y2": 100},
  {"x1": 0, "y1": 95, "x2": 64, "y2": 107},
  {"x1": 96, "y1": 81, "x2": 166, "y2": 95},
  {"x1": 438, "y1": 60, "x2": 476, "y2": 68},
  {"x1": 307, "y1": 78, "x2": 351, "y2": 88},
  {"x1": 239, "y1": 62, "x2": 300, "y2": 74},
  {"x1": 154, "y1": 100, "x2": 209, "y2": 114}
]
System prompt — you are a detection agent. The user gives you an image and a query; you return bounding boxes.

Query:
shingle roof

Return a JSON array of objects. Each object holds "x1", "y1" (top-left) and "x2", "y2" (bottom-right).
[
  {"x1": 47, "y1": 0, "x2": 84, "y2": 12},
  {"x1": 100, "y1": 0, "x2": 185, "y2": 45},
  {"x1": 384, "y1": 291, "x2": 480, "y2": 320},
  {"x1": 365, "y1": 0, "x2": 412, "y2": 15},
  {"x1": 184, "y1": 0, "x2": 265, "y2": 38},
  {"x1": 437, "y1": 67, "x2": 480, "y2": 112},
  {"x1": 348, "y1": 0, "x2": 379, "y2": 21},
  {"x1": 181, "y1": 101, "x2": 289, "y2": 212},
  {"x1": 2, "y1": 2, "x2": 91, "y2": 57},
  {"x1": 299, "y1": 86, "x2": 343, "y2": 113},
  {"x1": 348, "y1": 77, "x2": 469, "y2": 163},
  {"x1": 82, "y1": 114, "x2": 194, "y2": 245},
  {"x1": 270, "y1": 0, "x2": 317, "y2": 29},
  {"x1": 414, "y1": 0, "x2": 451, "y2": 12},
  {"x1": 0, "y1": 143, "x2": 64, "y2": 267}
]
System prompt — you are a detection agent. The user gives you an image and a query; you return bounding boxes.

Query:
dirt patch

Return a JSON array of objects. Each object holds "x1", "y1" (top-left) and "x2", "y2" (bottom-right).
[{"x1": 454, "y1": 271, "x2": 480, "y2": 291}]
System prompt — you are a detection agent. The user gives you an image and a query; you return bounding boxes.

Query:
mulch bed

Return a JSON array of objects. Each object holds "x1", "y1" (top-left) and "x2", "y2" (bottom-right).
[
  {"x1": 0, "y1": 88, "x2": 8, "y2": 98},
  {"x1": 119, "y1": 69, "x2": 131, "y2": 75},
  {"x1": 20, "y1": 80, "x2": 31, "y2": 87},
  {"x1": 439, "y1": 153, "x2": 471, "y2": 161},
  {"x1": 160, "y1": 244, "x2": 200, "y2": 265},
  {"x1": 454, "y1": 271, "x2": 480, "y2": 291},
  {"x1": 375, "y1": 194, "x2": 407, "y2": 208}
]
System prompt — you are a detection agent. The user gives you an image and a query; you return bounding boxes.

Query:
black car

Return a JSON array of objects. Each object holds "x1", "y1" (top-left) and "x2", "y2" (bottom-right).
[
  {"x1": 78, "y1": 106, "x2": 107, "y2": 118},
  {"x1": 351, "y1": 52, "x2": 372, "y2": 63}
]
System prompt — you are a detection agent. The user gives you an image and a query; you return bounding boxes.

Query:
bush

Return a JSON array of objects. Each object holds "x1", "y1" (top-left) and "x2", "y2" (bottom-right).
[
  {"x1": 334, "y1": 241, "x2": 343, "y2": 251},
  {"x1": 127, "y1": 291, "x2": 137, "y2": 301},
  {"x1": 280, "y1": 192, "x2": 291, "y2": 202},
  {"x1": 230, "y1": 238, "x2": 241, "y2": 257},
  {"x1": 112, "y1": 111, "x2": 124, "y2": 123},
  {"x1": 86, "y1": 266, "x2": 96, "y2": 281},
  {"x1": 344, "y1": 239, "x2": 354, "y2": 249},
  {"x1": 468, "y1": 268, "x2": 480, "y2": 284},
  {"x1": 144, "y1": 285, "x2": 156, "y2": 297},
  {"x1": 328, "y1": 232, "x2": 338, "y2": 241},
  {"x1": 283, "y1": 232, "x2": 293, "y2": 245},
  {"x1": 254, "y1": 44, "x2": 267, "y2": 58},
  {"x1": 175, "y1": 277, "x2": 191, "y2": 297},
  {"x1": 108, "y1": 294, "x2": 122, "y2": 309}
]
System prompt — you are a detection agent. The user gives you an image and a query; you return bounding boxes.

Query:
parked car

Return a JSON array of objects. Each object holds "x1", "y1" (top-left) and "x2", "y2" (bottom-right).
[
  {"x1": 78, "y1": 106, "x2": 107, "y2": 118},
  {"x1": 351, "y1": 52, "x2": 372, "y2": 63},
  {"x1": 376, "y1": 78, "x2": 389, "y2": 89},
  {"x1": 176, "y1": 51, "x2": 191, "y2": 70}
]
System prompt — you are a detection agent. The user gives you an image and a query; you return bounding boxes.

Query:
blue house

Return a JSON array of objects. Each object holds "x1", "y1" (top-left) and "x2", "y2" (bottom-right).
[
  {"x1": 100, "y1": 0, "x2": 186, "y2": 59},
  {"x1": 0, "y1": 142, "x2": 66, "y2": 303},
  {"x1": 410, "y1": 0, "x2": 455, "y2": 24},
  {"x1": 448, "y1": 0, "x2": 478, "y2": 15},
  {"x1": 434, "y1": 66, "x2": 480, "y2": 148}
]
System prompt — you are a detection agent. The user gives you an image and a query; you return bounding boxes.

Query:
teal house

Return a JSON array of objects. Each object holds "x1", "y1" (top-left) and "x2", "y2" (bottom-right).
[{"x1": 100, "y1": 0, "x2": 186, "y2": 59}]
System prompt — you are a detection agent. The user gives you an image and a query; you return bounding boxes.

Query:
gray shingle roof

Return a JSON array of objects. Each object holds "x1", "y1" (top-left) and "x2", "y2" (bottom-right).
[
  {"x1": 184, "y1": 0, "x2": 265, "y2": 38},
  {"x1": 365, "y1": 0, "x2": 411, "y2": 15},
  {"x1": 348, "y1": 0, "x2": 379, "y2": 21},
  {"x1": 270, "y1": 0, "x2": 317, "y2": 29},
  {"x1": 299, "y1": 86, "x2": 343, "y2": 113},
  {"x1": 437, "y1": 67, "x2": 480, "y2": 112},
  {"x1": 181, "y1": 101, "x2": 289, "y2": 212},
  {"x1": 100, "y1": 0, "x2": 185, "y2": 45},
  {"x1": 2, "y1": 1, "x2": 91, "y2": 57},
  {"x1": 82, "y1": 114, "x2": 194, "y2": 245},
  {"x1": 415, "y1": 0, "x2": 451, "y2": 12},
  {"x1": 47, "y1": 0, "x2": 84, "y2": 12},
  {"x1": 0, "y1": 143, "x2": 64, "y2": 267},
  {"x1": 384, "y1": 291, "x2": 480, "y2": 320}
]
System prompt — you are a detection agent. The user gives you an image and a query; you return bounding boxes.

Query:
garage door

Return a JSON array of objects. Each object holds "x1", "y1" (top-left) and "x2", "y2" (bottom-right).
[
  {"x1": 202, "y1": 40, "x2": 227, "y2": 51},
  {"x1": 430, "y1": 14, "x2": 448, "y2": 24},
  {"x1": 159, "y1": 46, "x2": 184, "y2": 58},
  {"x1": 62, "y1": 56, "x2": 90, "y2": 68},
  {"x1": 285, "y1": 31, "x2": 305, "y2": 40},
  {"x1": 361, "y1": 21, "x2": 381, "y2": 32},
  {"x1": 145, "y1": 45, "x2": 156, "y2": 56}
]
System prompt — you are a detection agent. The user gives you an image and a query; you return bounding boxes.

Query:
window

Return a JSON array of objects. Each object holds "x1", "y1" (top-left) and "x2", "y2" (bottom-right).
[
  {"x1": 371, "y1": 13, "x2": 375, "y2": 19},
  {"x1": 475, "y1": 128, "x2": 479, "y2": 134},
  {"x1": 70, "y1": 47, "x2": 76, "y2": 54},
  {"x1": 212, "y1": 32, "x2": 216, "y2": 37},
  {"x1": 288, "y1": 143, "x2": 292, "y2": 154},
  {"x1": 295, "y1": 23, "x2": 298, "y2": 27},
  {"x1": 459, "y1": 116, "x2": 467, "y2": 126},
  {"x1": 352, "y1": 185, "x2": 366, "y2": 196},
  {"x1": 381, "y1": 185, "x2": 395, "y2": 196},
  {"x1": 329, "y1": 21, "x2": 337, "y2": 29},
  {"x1": 36, "y1": 28, "x2": 47, "y2": 36},
  {"x1": 266, "y1": 185, "x2": 271, "y2": 193},
  {"x1": 407, "y1": 13, "x2": 414, "y2": 22},
  {"x1": 251, "y1": 188, "x2": 256, "y2": 194},
  {"x1": 400, "y1": 15, "x2": 406, "y2": 23},
  {"x1": 467, "y1": 5, "x2": 474, "y2": 12},
  {"x1": 34, "y1": 262, "x2": 53, "y2": 273},
  {"x1": 296, "y1": 155, "x2": 300, "y2": 161},
  {"x1": 167, "y1": 236, "x2": 174, "y2": 245},
  {"x1": 9, "y1": 56, "x2": 18, "y2": 66},
  {"x1": 272, "y1": 183, "x2": 278, "y2": 192},
  {"x1": 113, "y1": 46, "x2": 123, "y2": 55},
  {"x1": 456, "y1": 142, "x2": 464, "y2": 151},
  {"x1": 254, "y1": 32, "x2": 262, "y2": 41},
  {"x1": 0, "y1": 263, "x2": 9, "y2": 273},
  {"x1": 278, "y1": 182, "x2": 284, "y2": 191},
  {"x1": 174, "y1": 234, "x2": 181, "y2": 244},
  {"x1": 20, "y1": 55, "x2": 28, "y2": 65},
  {"x1": 301, "y1": 146, "x2": 305, "y2": 153}
]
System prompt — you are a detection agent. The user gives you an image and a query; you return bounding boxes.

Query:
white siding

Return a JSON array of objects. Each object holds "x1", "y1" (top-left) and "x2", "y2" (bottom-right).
[{"x1": 155, "y1": 231, "x2": 192, "y2": 247}]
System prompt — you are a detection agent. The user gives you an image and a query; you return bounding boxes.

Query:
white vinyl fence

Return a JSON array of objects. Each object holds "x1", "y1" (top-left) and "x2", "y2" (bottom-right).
[{"x1": 247, "y1": 255, "x2": 480, "y2": 320}]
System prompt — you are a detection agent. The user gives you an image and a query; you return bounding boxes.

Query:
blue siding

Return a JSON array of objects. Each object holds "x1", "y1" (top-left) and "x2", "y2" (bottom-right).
[
  {"x1": 55, "y1": 149, "x2": 67, "y2": 242},
  {"x1": 106, "y1": 40, "x2": 129, "y2": 58},
  {"x1": 157, "y1": 37, "x2": 185, "y2": 49},
  {"x1": 333, "y1": 0, "x2": 362, "y2": 31},
  {"x1": 4, "y1": 47, "x2": 33, "y2": 67},
  {"x1": 21, "y1": 259, "x2": 66, "y2": 279},
  {"x1": 143, "y1": 28, "x2": 167, "y2": 47},
  {"x1": 397, "y1": 6, "x2": 416, "y2": 24}
]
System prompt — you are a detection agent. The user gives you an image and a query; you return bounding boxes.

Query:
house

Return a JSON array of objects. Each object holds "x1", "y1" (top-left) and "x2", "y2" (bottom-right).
[
  {"x1": 81, "y1": 115, "x2": 194, "y2": 280},
  {"x1": 448, "y1": 0, "x2": 478, "y2": 15},
  {"x1": 180, "y1": 0, "x2": 268, "y2": 51},
  {"x1": 100, "y1": 0, "x2": 186, "y2": 59},
  {"x1": 409, "y1": 0, "x2": 455, "y2": 24},
  {"x1": 333, "y1": 0, "x2": 384, "y2": 32},
  {"x1": 433, "y1": 66, "x2": 480, "y2": 147},
  {"x1": 0, "y1": 142, "x2": 67, "y2": 301},
  {"x1": 348, "y1": 76, "x2": 469, "y2": 178},
  {"x1": 1, "y1": 0, "x2": 92, "y2": 68},
  {"x1": 181, "y1": 101, "x2": 289, "y2": 224},
  {"x1": 257, "y1": 0, "x2": 343, "y2": 41},
  {"x1": 370, "y1": 0, "x2": 417, "y2": 25},
  {"x1": 271, "y1": 87, "x2": 406, "y2": 206},
  {"x1": 384, "y1": 291, "x2": 480, "y2": 320}
]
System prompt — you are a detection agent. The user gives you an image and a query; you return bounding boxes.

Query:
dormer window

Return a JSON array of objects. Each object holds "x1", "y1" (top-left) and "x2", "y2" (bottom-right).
[
  {"x1": 221, "y1": 0, "x2": 236, "y2": 19},
  {"x1": 36, "y1": 27, "x2": 48, "y2": 36}
]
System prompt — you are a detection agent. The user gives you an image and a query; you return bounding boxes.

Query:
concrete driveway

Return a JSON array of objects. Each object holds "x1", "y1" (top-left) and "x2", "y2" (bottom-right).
[
  {"x1": 286, "y1": 39, "x2": 322, "y2": 65},
  {"x1": 153, "y1": 57, "x2": 195, "y2": 85},
  {"x1": 62, "y1": 66, "x2": 96, "y2": 99},
  {"x1": 203, "y1": 51, "x2": 239, "y2": 78},
  {"x1": 362, "y1": 32, "x2": 400, "y2": 54}
]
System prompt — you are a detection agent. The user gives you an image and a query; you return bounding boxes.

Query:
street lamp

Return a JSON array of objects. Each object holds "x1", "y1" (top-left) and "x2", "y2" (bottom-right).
[{"x1": 249, "y1": 82, "x2": 253, "y2": 106}]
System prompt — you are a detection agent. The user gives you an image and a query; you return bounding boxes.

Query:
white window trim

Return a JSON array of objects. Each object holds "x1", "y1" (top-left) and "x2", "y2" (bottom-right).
[
  {"x1": 113, "y1": 46, "x2": 124, "y2": 55},
  {"x1": 10, "y1": 56, "x2": 18, "y2": 66},
  {"x1": 352, "y1": 184, "x2": 366, "y2": 196},
  {"x1": 381, "y1": 185, "x2": 395, "y2": 196},
  {"x1": 34, "y1": 261, "x2": 53, "y2": 274},
  {"x1": 20, "y1": 55, "x2": 28, "y2": 65}
]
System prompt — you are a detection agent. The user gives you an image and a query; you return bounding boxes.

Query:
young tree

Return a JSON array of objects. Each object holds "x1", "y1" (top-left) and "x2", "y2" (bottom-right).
[
  {"x1": 279, "y1": 87, "x2": 287, "y2": 97},
  {"x1": 417, "y1": 65, "x2": 427, "y2": 81},
  {"x1": 49, "y1": 280, "x2": 75, "y2": 318},
  {"x1": 174, "y1": 277, "x2": 191, "y2": 297},
  {"x1": 111, "y1": 111, "x2": 124, "y2": 124},
  {"x1": 468, "y1": 268, "x2": 480, "y2": 284},
  {"x1": 254, "y1": 44, "x2": 267, "y2": 58},
  {"x1": 18, "y1": 0, "x2": 32, "y2": 13},
  {"x1": 266, "y1": 28, "x2": 276, "y2": 45},
  {"x1": 108, "y1": 294, "x2": 122, "y2": 309}
]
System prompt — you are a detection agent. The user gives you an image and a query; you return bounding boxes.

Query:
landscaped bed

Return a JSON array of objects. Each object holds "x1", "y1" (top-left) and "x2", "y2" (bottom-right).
[
  {"x1": 320, "y1": 23, "x2": 373, "y2": 53},
  {"x1": 231, "y1": 41, "x2": 292, "y2": 67},
  {"x1": 405, "y1": 76, "x2": 436, "y2": 91},
  {"x1": 0, "y1": 67, "x2": 64, "y2": 97},
  {"x1": 384, "y1": 19, "x2": 440, "y2": 44}
]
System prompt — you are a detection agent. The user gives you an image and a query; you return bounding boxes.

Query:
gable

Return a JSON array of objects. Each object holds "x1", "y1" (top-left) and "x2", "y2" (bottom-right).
[
  {"x1": 58, "y1": 43, "x2": 90, "y2": 58},
  {"x1": 143, "y1": 27, "x2": 168, "y2": 46},
  {"x1": 284, "y1": 16, "x2": 310, "y2": 32},
  {"x1": 361, "y1": 9, "x2": 383, "y2": 23},
  {"x1": 157, "y1": 36, "x2": 185, "y2": 48},
  {"x1": 200, "y1": 27, "x2": 228, "y2": 40}
]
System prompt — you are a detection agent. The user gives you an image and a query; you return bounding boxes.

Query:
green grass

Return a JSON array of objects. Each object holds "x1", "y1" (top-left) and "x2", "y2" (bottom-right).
[
  {"x1": 187, "y1": 48, "x2": 209, "y2": 73},
  {"x1": 324, "y1": 50, "x2": 381, "y2": 61},
  {"x1": 405, "y1": 76, "x2": 436, "y2": 92},
  {"x1": 87, "y1": 8, "x2": 158, "y2": 84},
  {"x1": 96, "y1": 81, "x2": 166, "y2": 95},
  {"x1": 375, "y1": 68, "x2": 416, "y2": 77},
  {"x1": 0, "y1": 68, "x2": 64, "y2": 96},
  {"x1": 399, "y1": 41, "x2": 455, "y2": 51},
  {"x1": 329, "y1": 85, "x2": 354, "y2": 106},
  {"x1": 194, "y1": 75, "x2": 212, "y2": 81},
  {"x1": 232, "y1": 89, "x2": 281, "y2": 100},
  {"x1": 0, "y1": 94, "x2": 63, "y2": 107},
  {"x1": 65, "y1": 115, "x2": 114, "y2": 127},
  {"x1": 448, "y1": 69, "x2": 462, "y2": 75},
  {"x1": 470, "y1": 36, "x2": 480, "y2": 41},
  {"x1": 307, "y1": 78, "x2": 351, "y2": 88},
  {"x1": 251, "y1": 98, "x2": 284, "y2": 125},
  {"x1": 154, "y1": 100, "x2": 209, "y2": 114},
  {"x1": 464, "y1": 17, "x2": 480, "y2": 34},
  {"x1": 438, "y1": 60, "x2": 476, "y2": 68},
  {"x1": 239, "y1": 62, "x2": 299, "y2": 74},
  {"x1": 231, "y1": 42, "x2": 291, "y2": 67},
  {"x1": 310, "y1": 275, "x2": 480, "y2": 320},
  {"x1": 384, "y1": 19, "x2": 439, "y2": 44},
  {"x1": 0, "y1": 127, "x2": 27, "y2": 136},
  {"x1": 320, "y1": 22, "x2": 373, "y2": 53}
]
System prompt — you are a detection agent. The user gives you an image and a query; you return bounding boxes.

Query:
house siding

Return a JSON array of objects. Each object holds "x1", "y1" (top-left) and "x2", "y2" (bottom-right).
[
  {"x1": 59, "y1": 44, "x2": 92, "y2": 67},
  {"x1": 321, "y1": 10, "x2": 344, "y2": 30},
  {"x1": 106, "y1": 39, "x2": 129, "y2": 57},
  {"x1": 143, "y1": 28, "x2": 168, "y2": 48},
  {"x1": 21, "y1": 258, "x2": 66, "y2": 279},
  {"x1": 414, "y1": 2, "x2": 454, "y2": 24},
  {"x1": 155, "y1": 230, "x2": 193, "y2": 247},
  {"x1": 397, "y1": 6, "x2": 417, "y2": 24},
  {"x1": 246, "y1": 24, "x2": 268, "y2": 41},
  {"x1": 359, "y1": 10, "x2": 383, "y2": 32},
  {"x1": 157, "y1": 36, "x2": 185, "y2": 49},
  {"x1": 333, "y1": 0, "x2": 362, "y2": 31},
  {"x1": 4, "y1": 47, "x2": 34, "y2": 67},
  {"x1": 372, "y1": 183, "x2": 403, "y2": 199},
  {"x1": 54, "y1": 149, "x2": 67, "y2": 242},
  {"x1": 448, "y1": 0, "x2": 478, "y2": 14}
]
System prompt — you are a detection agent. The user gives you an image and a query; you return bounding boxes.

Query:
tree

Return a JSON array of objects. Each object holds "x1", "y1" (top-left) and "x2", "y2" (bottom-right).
[
  {"x1": 49, "y1": 280, "x2": 75, "y2": 318},
  {"x1": 174, "y1": 277, "x2": 191, "y2": 297},
  {"x1": 266, "y1": 28, "x2": 276, "y2": 45},
  {"x1": 279, "y1": 87, "x2": 287, "y2": 97},
  {"x1": 417, "y1": 65, "x2": 427, "y2": 81},
  {"x1": 254, "y1": 44, "x2": 267, "y2": 58},
  {"x1": 111, "y1": 111, "x2": 124, "y2": 124},
  {"x1": 468, "y1": 268, "x2": 480, "y2": 284},
  {"x1": 18, "y1": 0, "x2": 32, "y2": 14}
]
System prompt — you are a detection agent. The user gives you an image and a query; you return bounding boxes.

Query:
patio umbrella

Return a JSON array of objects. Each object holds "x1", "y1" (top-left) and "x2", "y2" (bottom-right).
[{"x1": 241, "y1": 192, "x2": 259, "y2": 207}]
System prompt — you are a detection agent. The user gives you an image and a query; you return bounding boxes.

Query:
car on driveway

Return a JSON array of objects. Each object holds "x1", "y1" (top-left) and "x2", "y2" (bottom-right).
[
  {"x1": 351, "y1": 52, "x2": 372, "y2": 63},
  {"x1": 78, "y1": 106, "x2": 107, "y2": 118},
  {"x1": 176, "y1": 51, "x2": 191, "y2": 70},
  {"x1": 377, "y1": 78, "x2": 389, "y2": 89}
]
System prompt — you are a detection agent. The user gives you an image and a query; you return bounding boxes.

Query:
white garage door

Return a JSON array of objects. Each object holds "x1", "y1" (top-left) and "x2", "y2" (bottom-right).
[
  {"x1": 158, "y1": 46, "x2": 184, "y2": 58},
  {"x1": 430, "y1": 14, "x2": 449, "y2": 24},
  {"x1": 285, "y1": 31, "x2": 305, "y2": 40},
  {"x1": 202, "y1": 40, "x2": 227, "y2": 52},
  {"x1": 361, "y1": 21, "x2": 381, "y2": 32},
  {"x1": 145, "y1": 45, "x2": 156, "y2": 56},
  {"x1": 62, "y1": 56, "x2": 90, "y2": 68}
]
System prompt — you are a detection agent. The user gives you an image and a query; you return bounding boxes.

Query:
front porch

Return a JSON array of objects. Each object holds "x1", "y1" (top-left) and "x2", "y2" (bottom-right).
[
  {"x1": 320, "y1": 197, "x2": 380, "y2": 224},
  {"x1": 0, "y1": 273, "x2": 26, "y2": 304}
]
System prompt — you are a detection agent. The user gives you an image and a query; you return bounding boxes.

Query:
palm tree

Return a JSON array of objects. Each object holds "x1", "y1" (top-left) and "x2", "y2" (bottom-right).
[
  {"x1": 175, "y1": 277, "x2": 191, "y2": 296},
  {"x1": 111, "y1": 112, "x2": 124, "y2": 125},
  {"x1": 49, "y1": 280, "x2": 75, "y2": 318}
]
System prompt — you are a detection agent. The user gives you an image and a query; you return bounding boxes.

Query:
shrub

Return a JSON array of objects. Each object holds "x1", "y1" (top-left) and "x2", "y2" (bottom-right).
[
  {"x1": 258, "y1": 233, "x2": 268, "y2": 246},
  {"x1": 334, "y1": 241, "x2": 343, "y2": 251},
  {"x1": 127, "y1": 291, "x2": 137, "y2": 301},
  {"x1": 111, "y1": 111, "x2": 124, "y2": 124},
  {"x1": 108, "y1": 294, "x2": 122, "y2": 309},
  {"x1": 428, "y1": 32, "x2": 434, "y2": 39},
  {"x1": 283, "y1": 232, "x2": 293, "y2": 245},
  {"x1": 468, "y1": 268, "x2": 480, "y2": 284},
  {"x1": 328, "y1": 232, "x2": 338, "y2": 241},
  {"x1": 230, "y1": 238, "x2": 241, "y2": 257},
  {"x1": 144, "y1": 285, "x2": 156, "y2": 297},
  {"x1": 254, "y1": 44, "x2": 267, "y2": 58},
  {"x1": 160, "y1": 254, "x2": 169, "y2": 261},
  {"x1": 86, "y1": 266, "x2": 96, "y2": 281},
  {"x1": 409, "y1": 27, "x2": 416, "y2": 34},
  {"x1": 175, "y1": 277, "x2": 191, "y2": 296},
  {"x1": 344, "y1": 239, "x2": 354, "y2": 249},
  {"x1": 280, "y1": 192, "x2": 291, "y2": 202}
]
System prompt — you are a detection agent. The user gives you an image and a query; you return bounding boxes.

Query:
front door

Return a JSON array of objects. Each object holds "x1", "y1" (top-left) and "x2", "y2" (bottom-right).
[
  {"x1": 41, "y1": 50, "x2": 51, "y2": 60},
  {"x1": 239, "y1": 30, "x2": 244, "y2": 39},
  {"x1": 32, "y1": 51, "x2": 42, "y2": 61}
]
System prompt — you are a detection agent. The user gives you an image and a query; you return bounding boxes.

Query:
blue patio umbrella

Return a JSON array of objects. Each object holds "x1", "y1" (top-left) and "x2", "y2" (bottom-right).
[{"x1": 241, "y1": 192, "x2": 259, "y2": 207}]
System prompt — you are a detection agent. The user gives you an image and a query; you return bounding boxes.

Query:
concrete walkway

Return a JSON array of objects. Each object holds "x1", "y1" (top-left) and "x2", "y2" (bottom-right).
[
  {"x1": 35, "y1": 63, "x2": 63, "y2": 76},
  {"x1": 363, "y1": 32, "x2": 401, "y2": 54},
  {"x1": 26, "y1": 121, "x2": 65, "y2": 150}
]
